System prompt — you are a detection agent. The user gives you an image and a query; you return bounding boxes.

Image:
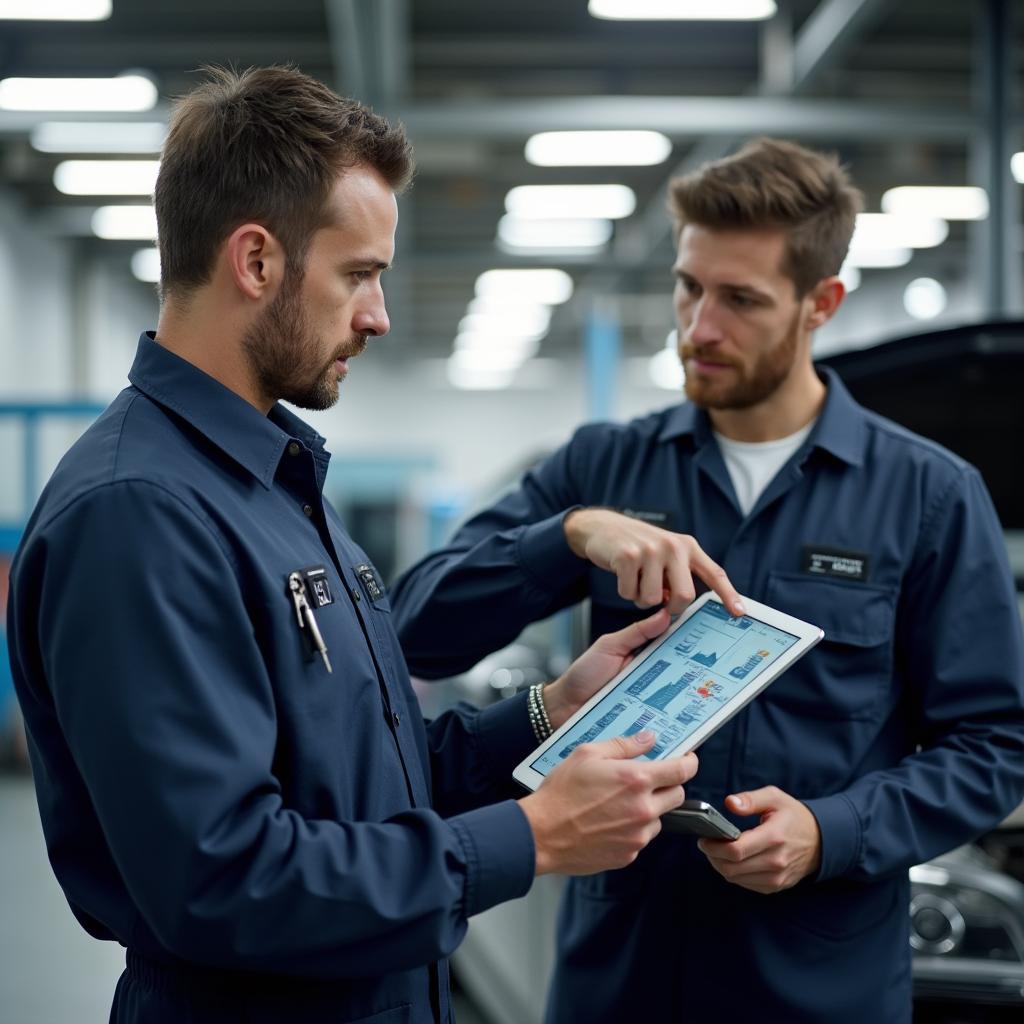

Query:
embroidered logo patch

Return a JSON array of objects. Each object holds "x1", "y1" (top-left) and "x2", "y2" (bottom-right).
[
  {"x1": 801, "y1": 545, "x2": 870, "y2": 582},
  {"x1": 354, "y1": 563, "x2": 385, "y2": 602}
]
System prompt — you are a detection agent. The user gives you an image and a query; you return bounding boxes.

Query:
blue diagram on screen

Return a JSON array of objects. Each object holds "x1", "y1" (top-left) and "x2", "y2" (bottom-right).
[{"x1": 530, "y1": 601, "x2": 799, "y2": 777}]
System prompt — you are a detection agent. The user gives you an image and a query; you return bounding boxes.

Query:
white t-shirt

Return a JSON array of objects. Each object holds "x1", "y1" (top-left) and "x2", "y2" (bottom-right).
[{"x1": 713, "y1": 420, "x2": 816, "y2": 517}]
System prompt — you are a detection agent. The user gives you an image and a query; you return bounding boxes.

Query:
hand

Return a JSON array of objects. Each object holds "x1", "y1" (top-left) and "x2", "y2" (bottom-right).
[
  {"x1": 697, "y1": 787, "x2": 822, "y2": 894},
  {"x1": 543, "y1": 609, "x2": 672, "y2": 730},
  {"x1": 563, "y1": 508, "x2": 744, "y2": 617},
  {"x1": 519, "y1": 732, "x2": 697, "y2": 876}
]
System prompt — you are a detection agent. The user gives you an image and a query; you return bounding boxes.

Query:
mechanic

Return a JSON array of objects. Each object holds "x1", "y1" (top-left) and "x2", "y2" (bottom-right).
[
  {"x1": 6, "y1": 66, "x2": 698, "y2": 1024},
  {"x1": 392, "y1": 137, "x2": 1024, "y2": 1022}
]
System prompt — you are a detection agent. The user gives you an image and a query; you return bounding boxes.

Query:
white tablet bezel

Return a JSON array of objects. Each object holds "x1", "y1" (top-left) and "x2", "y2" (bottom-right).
[{"x1": 512, "y1": 591, "x2": 824, "y2": 792}]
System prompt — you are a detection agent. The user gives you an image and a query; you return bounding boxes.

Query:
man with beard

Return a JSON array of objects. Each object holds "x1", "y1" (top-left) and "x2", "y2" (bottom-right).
[
  {"x1": 391, "y1": 138, "x2": 1024, "y2": 1022},
  {"x1": 6, "y1": 66, "x2": 701, "y2": 1024}
]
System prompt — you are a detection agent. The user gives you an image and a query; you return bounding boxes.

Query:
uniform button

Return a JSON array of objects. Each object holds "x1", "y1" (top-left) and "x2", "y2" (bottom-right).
[
  {"x1": 392, "y1": 711, "x2": 401, "y2": 727},
  {"x1": 287, "y1": 441, "x2": 301, "y2": 456},
  {"x1": 302, "y1": 504, "x2": 313, "y2": 517},
  {"x1": 351, "y1": 588, "x2": 361, "y2": 602}
]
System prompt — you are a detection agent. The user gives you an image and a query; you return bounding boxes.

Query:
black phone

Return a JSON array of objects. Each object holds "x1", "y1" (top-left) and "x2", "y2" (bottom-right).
[{"x1": 662, "y1": 799, "x2": 741, "y2": 840}]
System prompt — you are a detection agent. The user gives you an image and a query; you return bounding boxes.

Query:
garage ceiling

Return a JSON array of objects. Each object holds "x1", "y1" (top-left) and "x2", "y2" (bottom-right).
[{"x1": 0, "y1": 0, "x2": 1020, "y2": 365}]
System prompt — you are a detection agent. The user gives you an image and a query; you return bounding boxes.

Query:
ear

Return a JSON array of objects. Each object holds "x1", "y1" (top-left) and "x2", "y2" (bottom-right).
[
  {"x1": 223, "y1": 222, "x2": 285, "y2": 301},
  {"x1": 804, "y1": 276, "x2": 845, "y2": 331}
]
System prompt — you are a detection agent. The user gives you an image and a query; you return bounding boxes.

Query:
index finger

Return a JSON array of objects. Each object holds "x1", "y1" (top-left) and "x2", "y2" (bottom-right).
[{"x1": 688, "y1": 545, "x2": 745, "y2": 617}]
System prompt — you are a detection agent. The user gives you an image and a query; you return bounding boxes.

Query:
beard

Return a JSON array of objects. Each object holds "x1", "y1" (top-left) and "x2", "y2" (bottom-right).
[
  {"x1": 681, "y1": 309, "x2": 801, "y2": 411},
  {"x1": 242, "y1": 270, "x2": 366, "y2": 412}
]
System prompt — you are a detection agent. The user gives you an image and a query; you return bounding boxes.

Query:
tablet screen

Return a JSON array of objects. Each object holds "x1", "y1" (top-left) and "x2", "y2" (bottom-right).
[{"x1": 528, "y1": 600, "x2": 800, "y2": 778}]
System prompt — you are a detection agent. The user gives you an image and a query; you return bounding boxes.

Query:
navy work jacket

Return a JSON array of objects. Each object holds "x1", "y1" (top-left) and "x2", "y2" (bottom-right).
[
  {"x1": 393, "y1": 368, "x2": 1024, "y2": 1023},
  {"x1": 7, "y1": 333, "x2": 536, "y2": 1024}
]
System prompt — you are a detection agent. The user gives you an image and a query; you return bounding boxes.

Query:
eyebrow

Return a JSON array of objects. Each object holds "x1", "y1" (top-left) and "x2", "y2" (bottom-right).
[
  {"x1": 341, "y1": 258, "x2": 392, "y2": 272},
  {"x1": 674, "y1": 267, "x2": 773, "y2": 303}
]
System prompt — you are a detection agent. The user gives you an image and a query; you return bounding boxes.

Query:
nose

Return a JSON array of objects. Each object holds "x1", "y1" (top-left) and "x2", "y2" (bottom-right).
[
  {"x1": 685, "y1": 295, "x2": 722, "y2": 346},
  {"x1": 354, "y1": 282, "x2": 390, "y2": 338}
]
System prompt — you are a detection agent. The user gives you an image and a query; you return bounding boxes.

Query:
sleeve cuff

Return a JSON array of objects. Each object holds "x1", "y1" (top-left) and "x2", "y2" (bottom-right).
[
  {"x1": 514, "y1": 509, "x2": 583, "y2": 594},
  {"x1": 447, "y1": 800, "x2": 535, "y2": 917},
  {"x1": 473, "y1": 689, "x2": 537, "y2": 785},
  {"x1": 802, "y1": 792, "x2": 862, "y2": 881}
]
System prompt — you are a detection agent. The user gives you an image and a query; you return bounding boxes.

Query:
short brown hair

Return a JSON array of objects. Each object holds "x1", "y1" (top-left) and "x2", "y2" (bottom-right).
[
  {"x1": 155, "y1": 65, "x2": 414, "y2": 299},
  {"x1": 668, "y1": 137, "x2": 862, "y2": 296}
]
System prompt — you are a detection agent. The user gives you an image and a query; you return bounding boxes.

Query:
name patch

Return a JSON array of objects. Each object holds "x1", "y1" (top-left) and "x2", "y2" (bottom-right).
[
  {"x1": 802, "y1": 545, "x2": 870, "y2": 582},
  {"x1": 619, "y1": 508, "x2": 670, "y2": 526},
  {"x1": 301, "y1": 565, "x2": 334, "y2": 607},
  {"x1": 354, "y1": 563, "x2": 385, "y2": 602}
]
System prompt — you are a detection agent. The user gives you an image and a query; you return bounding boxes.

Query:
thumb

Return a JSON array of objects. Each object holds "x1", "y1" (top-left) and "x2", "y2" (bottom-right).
[
  {"x1": 599, "y1": 729, "x2": 657, "y2": 760},
  {"x1": 597, "y1": 609, "x2": 671, "y2": 657},
  {"x1": 725, "y1": 786, "x2": 783, "y2": 816}
]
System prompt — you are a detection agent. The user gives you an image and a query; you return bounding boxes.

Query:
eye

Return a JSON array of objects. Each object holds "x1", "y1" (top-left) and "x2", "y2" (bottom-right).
[
  {"x1": 351, "y1": 269, "x2": 373, "y2": 282},
  {"x1": 729, "y1": 293, "x2": 757, "y2": 309}
]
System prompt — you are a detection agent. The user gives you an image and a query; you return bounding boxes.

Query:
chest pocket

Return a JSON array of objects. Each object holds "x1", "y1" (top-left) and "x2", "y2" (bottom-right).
[{"x1": 761, "y1": 571, "x2": 897, "y2": 719}]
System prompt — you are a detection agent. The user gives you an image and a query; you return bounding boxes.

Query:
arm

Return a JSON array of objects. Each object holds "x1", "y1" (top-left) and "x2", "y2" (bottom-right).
[
  {"x1": 393, "y1": 430, "x2": 743, "y2": 678},
  {"x1": 391, "y1": 439, "x2": 589, "y2": 679},
  {"x1": 702, "y1": 467, "x2": 1024, "y2": 892}
]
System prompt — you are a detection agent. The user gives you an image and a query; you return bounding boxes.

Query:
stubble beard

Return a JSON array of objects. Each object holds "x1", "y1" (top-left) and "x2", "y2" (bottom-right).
[
  {"x1": 242, "y1": 270, "x2": 365, "y2": 412},
  {"x1": 681, "y1": 310, "x2": 801, "y2": 411}
]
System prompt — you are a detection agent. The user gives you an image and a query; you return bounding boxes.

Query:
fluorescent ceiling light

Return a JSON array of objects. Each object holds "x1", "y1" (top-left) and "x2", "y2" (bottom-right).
[
  {"x1": 459, "y1": 308, "x2": 551, "y2": 339},
  {"x1": 450, "y1": 348, "x2": 531, "y2": 373},
  {"x1": 843, "y1": 247, "x2": 912, "y2": 269},
  {"x1": 0, "y1": 0, "x2": 110, "y2": 19},
  {"x1": 447, "y1": 361, "x2": 516, "y2": 391},
  {"x1": 850, "y1": 213, "x2": 948, "y2": 251},
  {"x1": 55, "y1": 159, "x2": 160, "y2": 196},
  {"x1": 1011, "y1": 153, "x2": 1024, "y2": 184},
  {"x1": 505, "y1": 184, "x2": 636, "y2": 221},
  {"x1": 0, "y1": 75, "x2": 157, "y2": 112},
  {"x1": 475, "y1": 268, "x2": 574, "y2": 305},
  {"x1": 649, "y1": 331, "x2": 684, "y2": 391},
  {"x1": 525, "y1": 131, "x2": 671, "y2": 167},
  {"x1": 32, "y1": 121, "x2": 167, "y2": 154},
  {"x1": 130, "y1": 247, "x2": 161, "y2": 284},
  {"x1": 91, "y1": 205, "x2": 157, "y2": 240},
  {"x1": 497, "y1": 215, "x2": 612, "y2": 253},
  {"x1": 881, "y1": 186, "x2": 988, "y2": 222},
  {"x1": 466, "y1": 296, "x2": 554, "y2": 318},
  {"x1": 454, "y1": 336, "x2": 541, "y2": 361},
  {"x1": 903, "y1": 277, "x2": 947, "y2": 320},
  {"x1": 589, "y1": 0, "x2": 776, "y2": 20}
]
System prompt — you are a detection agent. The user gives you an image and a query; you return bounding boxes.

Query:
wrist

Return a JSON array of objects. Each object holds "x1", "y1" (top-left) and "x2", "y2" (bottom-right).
[
  {"x1": 518, "y1": 792, "x2": 557, "y2": 875},
  {"x1": 540, "y1": 678, "x2": 576, "y2": 731}
]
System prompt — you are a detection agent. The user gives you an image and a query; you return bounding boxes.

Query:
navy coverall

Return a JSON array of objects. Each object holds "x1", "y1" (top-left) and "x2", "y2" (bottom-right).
[
  {"x1": 393, "y1": 368, "x2": 1024, "y2": 1023},
  {"x1": 7, "y1": 334, "x2": 537, "y2": 1024}
]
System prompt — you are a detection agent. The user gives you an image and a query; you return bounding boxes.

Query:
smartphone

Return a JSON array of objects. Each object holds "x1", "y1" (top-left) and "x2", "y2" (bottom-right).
[{"x1": 662, "y1": 799, "x2": 741, "y2": 840}]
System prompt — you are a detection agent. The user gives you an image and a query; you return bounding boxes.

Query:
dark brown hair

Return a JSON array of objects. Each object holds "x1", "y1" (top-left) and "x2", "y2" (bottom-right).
[
  {"x1": 155, "y1": 65, "x2": 414, "y2": 299},
  {"x1": 668, "y1": 137, "x2": 862, "y2": 296}
]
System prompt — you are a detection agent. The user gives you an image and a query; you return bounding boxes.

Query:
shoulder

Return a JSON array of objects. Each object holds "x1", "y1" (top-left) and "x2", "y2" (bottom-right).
[
  {"x1": 25, "y1": 389, "x2": 223, "y2": 542},
  {"x1": 567, "y1": 403, "x2": 683, "y2": 453},
  {"x1": 858, "y1": 406, "x2": 974, "y2": 488}
]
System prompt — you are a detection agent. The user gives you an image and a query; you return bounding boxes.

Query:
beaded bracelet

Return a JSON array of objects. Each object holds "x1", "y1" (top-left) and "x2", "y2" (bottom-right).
[{"x1": 527, "y1": 682, "x2": 554, "y2": 743}]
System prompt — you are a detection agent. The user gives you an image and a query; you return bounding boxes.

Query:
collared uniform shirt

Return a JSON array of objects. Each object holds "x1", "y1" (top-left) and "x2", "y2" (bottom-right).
[
  {"x1": 7, "y1": 333, "x2": 536, "y2": 1024},
  {"x1": 392, "y1": 367, "x2": 1024, "y2": 1023}
]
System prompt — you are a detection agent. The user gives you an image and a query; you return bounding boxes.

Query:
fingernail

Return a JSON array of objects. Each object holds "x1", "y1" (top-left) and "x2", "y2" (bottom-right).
[
  {"x1": 733, "y1": 795, "x2": 747, "y2": 809},
  {"x1": 735, "y1": 602, "x2": 746, "y2": 615},
  {"x1": 635, "y1": 729, "x2": 655, "y2": 742}
]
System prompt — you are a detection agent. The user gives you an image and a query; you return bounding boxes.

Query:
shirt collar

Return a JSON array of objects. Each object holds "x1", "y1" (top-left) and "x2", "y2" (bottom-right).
[
  {"x1": 655, "y1": 363, "x2": 866, "y2": 467},
  {"x1": 128, "y1": 332, "x2": 327, "y2": 489}
]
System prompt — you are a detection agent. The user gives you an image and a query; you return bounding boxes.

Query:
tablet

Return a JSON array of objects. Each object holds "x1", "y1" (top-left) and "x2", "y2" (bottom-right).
[{"x1": 512, "y1": 592, "x2": 823, "y2": 792}]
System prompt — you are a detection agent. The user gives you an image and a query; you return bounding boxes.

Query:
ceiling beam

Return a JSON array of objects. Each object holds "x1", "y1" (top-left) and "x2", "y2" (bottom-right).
[{"x1": 623, "y1": 0, "x2": 892, "y2": 263}]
